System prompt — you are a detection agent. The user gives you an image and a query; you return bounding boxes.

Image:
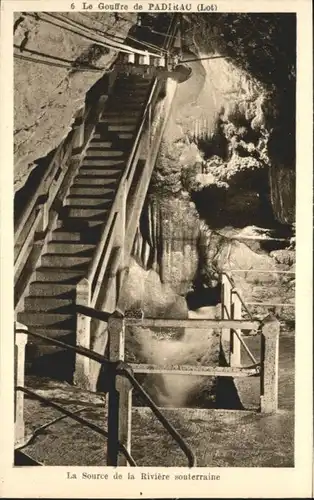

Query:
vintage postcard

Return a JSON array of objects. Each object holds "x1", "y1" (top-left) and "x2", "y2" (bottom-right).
[{"x1": 0, "y1": 0, "x2": 313, "y2": 498}]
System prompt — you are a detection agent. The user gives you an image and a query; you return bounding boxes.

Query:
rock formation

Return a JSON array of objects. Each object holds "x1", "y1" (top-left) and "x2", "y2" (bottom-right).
[{"x1": 14, "y1": 11, "x2": 136, "y2": 192}]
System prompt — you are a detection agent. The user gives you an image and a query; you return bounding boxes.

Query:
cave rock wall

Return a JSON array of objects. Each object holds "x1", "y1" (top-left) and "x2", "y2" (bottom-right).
[
  {"x1": 14, "y1": 11, "x2": 136, "y2": 192},
  {"x1": 131, "y1": 196, "x2": 200, "y2": 297}
]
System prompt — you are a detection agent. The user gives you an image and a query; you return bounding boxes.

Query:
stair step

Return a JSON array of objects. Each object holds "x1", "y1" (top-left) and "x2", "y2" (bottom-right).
[
  {"x1": 91, "y1": 132, "x2": 112, "y2": 141},
  {"x1": 107, "y1": 103, "x2": 143, "y2": 111},
  {"x1": 89, "y1": 138, "x2": 112, "y2": 147},
  {"x1": 113, "y1": 88, "x2": 148, "y2": 95},
  {"x1": 65, "y1": 207, "x2": 108, "y2": 219},
  {"x1": 115, "y1": 77, "x2": 150, "y2": 85},
  {"x1": 74, "y1": 176, "x2": 118, "y2": 185},
  {"x1": 99, "y1": 117, "x2": 138, "y2": 124},
  {"x1": 108, "y1": 124, "x2": 136, "y2": 132},
  {"x1": 18, "y1": 312, "x2": 74, "y2": 328},
  {"x1": 65, "y1": 196, "x2": 113, "y2": 208},
  {"x1": 115, "y1": 80, "x2": 150, "y2": 88},
  {"x1": 26, "y1": 328, "x2": 74, "y2": 340},
  {"x1": 57, "y1": 218, "x2": 105, "y2": 229},
  {"x1": 35, "y1": 267, "x2": 85, "y2": 283},
  {"x1": 113, "y1": 81, "x2": 149, "y2": 89},
  {"x1": 46, "y1": 242, "x2": 95, "y2": 254},
  {"x1": 93, "y1": 122, "x2": 135, "y2": 133},
  {"x1": 118, "y1": 132, "x2": 134, "y2": 140},
  {"x1": 54, "y1": 223, "x2": 101, "y2": 243},
  {"x1": 25, "y1": 297, "x2": 75, "y2": 312},
  {"x1": 88, "y1": 140, "x2": 113, "y2": 148},
  {"x1": 50, "y1": 229, "x2": 82, "y2": 242},
  {"x1": 29, "y1": 282, "x2": 76, "y2": 297},
  {"x1": 102, "y1": 110, "x2": 141, "y2": 117},
  {"x1": 82, "y1": 158, "x2": 125, "y2": 167},
  {"x1": 113, "y1": 94, "x2": 147, "y2": 100},
  {"x1": 106, "y1": 105, "x2": 143, "y2": 113},
  {"x1": 79, "y1": 168, "x2": 122, "y2": 177},
  {"x1": 41, "y1": 254, "x2": 91, "y2": 268},
  {"x1": 85, "y1": 149, "x2": 125, "y2": 157},
  {"x1": 69, "y1": 186, "x2": 115, "y2": 196},
  {"x1": 114, "y1": 89, "x2": 149, "y2": 97},
  {"x1": 115, "y1": 96, "x2": 146, "y2": 104}
]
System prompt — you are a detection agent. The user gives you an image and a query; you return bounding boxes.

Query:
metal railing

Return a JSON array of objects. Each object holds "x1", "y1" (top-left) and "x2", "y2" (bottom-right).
[
  {"x1": 15, "y1": 324, "x2": 196, "y2": 467},
  {"x1": 16, "y1": 385, "x2": 136, "y2": 466}
]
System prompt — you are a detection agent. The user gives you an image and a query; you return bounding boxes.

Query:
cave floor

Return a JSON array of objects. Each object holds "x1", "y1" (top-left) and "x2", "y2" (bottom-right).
[{"x1": 18, "y1": 333, "x2": 294, "y2": 467}]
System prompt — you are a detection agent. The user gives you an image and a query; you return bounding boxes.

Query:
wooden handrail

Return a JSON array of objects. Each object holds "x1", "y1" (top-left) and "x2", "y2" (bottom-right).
[
  {"x1": 125, "y1": 318, "x2": 260, "y2": 330},
  {"x1": 87, "y1": 16, "x2": 179, "y2": 307},
  {"x1": 87, "y1": 78, "x2": 157, "y2": 294},
  {"x1": 126, "y1": 79, "x2": 158, "y2": 183},
  {"x1": 130, "y1": 363, "x2": 259, "y2": 377},
  {"x1": 15, "y1": 128, "x2": 74, "y2": 242},
  {"x1": 76, "y1": 304, "x2": 111, "y2": 323},
  {"x1": 74, "y1": 16, "x2": 179, "y2": 389},
  {"x1": 14, "y1": 210, "x2": 42, "y2": 279}
]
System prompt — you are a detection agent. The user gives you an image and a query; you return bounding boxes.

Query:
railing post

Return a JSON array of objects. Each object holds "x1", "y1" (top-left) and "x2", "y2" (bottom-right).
[
  {"x1": 116, "y1": 181, "x2": 127, "y2": 299},
  {"x1": 221, "y1": 274, "x2": 232, "y2": 360},
  {"x1": 14, "y1": 322, "x2": 28, "y2": 447},
  {"x1": 108, "y1": 68, "x2": 117, "y2": 92},
  {"x1": 260, "y1": 314, "x2": 280, "y2": 413},
  {"x1": 107, "y1": 310, "x2": 132, "y2": 466},
  {"x1": 230, "y1": 290, "x2": 242, "y2": 367},
  {"x1": 72, "y1": 108, "x2": 85, "y2": 155},
  {"x1": 74, "y1": 278, "x2": 92, "y2": 390},
  {"x1": 148, "y1": 103, "x2": 152, "y2": 147},
  {"x1": 35, "y1": 201, "x2": 49, "y2": 237}
]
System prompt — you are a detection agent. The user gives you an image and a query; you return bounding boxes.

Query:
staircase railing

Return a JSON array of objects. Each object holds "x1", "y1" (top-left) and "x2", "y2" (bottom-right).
[
  {"x1": 87, "y1": 14, "x2": 178, "y2": 305},
  {"x1": 14, "y1": 70, "x2": 117, "y2": 310},
  {"x1": 14, "y1": 320, "x2": 196, "y2": 467},
  {"x1": 74, "y1": 15, "x2": 180, "y2": 389}
]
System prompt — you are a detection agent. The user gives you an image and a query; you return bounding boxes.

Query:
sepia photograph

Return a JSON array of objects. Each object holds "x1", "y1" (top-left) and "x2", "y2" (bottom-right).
[
  {"x1": 12, "y1": 8, "x2": 297, "y2": 468},
  {"x1": 1, "y1": 0, "x2": 313, "y2": 497}
]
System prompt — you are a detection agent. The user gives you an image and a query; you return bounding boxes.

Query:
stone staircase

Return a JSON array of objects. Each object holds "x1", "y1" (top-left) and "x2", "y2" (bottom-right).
[{"x1": 17, "y1": 74, "x2": 153, "y2": 377}]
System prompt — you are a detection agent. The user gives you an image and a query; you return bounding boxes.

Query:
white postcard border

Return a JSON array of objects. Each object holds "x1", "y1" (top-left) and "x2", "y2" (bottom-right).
[{"x1": 1, "y1": 1, "x2": 313, "y2": 498}]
